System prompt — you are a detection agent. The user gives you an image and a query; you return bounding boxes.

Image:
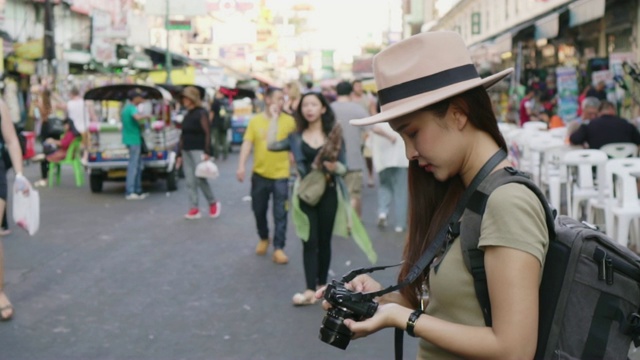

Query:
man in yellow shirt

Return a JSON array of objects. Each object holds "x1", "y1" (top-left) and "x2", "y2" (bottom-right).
[{"x1": 236, "y1": 88, "x2": 296, "y2": 264}]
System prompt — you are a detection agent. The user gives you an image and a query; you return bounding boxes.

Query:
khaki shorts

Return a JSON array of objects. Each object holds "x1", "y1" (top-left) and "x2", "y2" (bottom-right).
[{"x1": 344, "y1": 170, "x2": 363, "y2": 199}]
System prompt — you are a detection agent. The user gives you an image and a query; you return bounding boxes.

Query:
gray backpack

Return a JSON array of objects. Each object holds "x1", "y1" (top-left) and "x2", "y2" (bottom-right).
[{"x1": 459, "y1": 167, "x2": 640, "y2": 359}]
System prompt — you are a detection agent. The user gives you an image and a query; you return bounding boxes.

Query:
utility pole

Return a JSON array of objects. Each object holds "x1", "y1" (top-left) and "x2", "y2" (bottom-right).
[
  {"x1": 165, "y1": 0, "x2": 172, "y2": 84},
  {"x1": 43, "y1": 0, "x2": 56, "y2": 84}
]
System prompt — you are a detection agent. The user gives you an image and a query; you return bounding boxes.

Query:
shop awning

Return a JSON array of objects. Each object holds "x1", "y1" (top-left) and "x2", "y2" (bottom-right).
[
  {"x1": 493, "y1": 33, "x2": 512, "y2": 55},
  {"x1": 569, "y1": 0, "x2": 605, "y2": 27},
  {"x1": 535, "y1": 12, "x2": 559, "y2": 40}
]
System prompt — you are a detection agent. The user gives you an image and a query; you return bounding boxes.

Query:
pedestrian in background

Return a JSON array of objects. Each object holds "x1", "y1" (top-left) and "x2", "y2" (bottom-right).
[
  {"x1": 236, "y1": 88, "x2": 296, "y2": 264},
  {"x1": 331, "y1": 81, "x2": 369, "y2": 217},
  {"x1": 0, "y1": 97, "x2": 31, "y2": 321},
  {"x1": 283, "y1": 81, "x2": 302, "y2": 115},
  {"x1": 210, "y1": 89, "x2": 230, "y2": 161},
  {"x1": 178, "y1": 86, "x2": 220, "y2": 220},
  {"x1": 269, "y1": 92, "x2": 345, "y2": 305},
  {"x1": 352, "y1": 79, "x2": 377, "y2": 187},
  {"x1": 122, "y1": 88, "x2": 151, "y2": 200},
  {"x1": 33, "y1": 88, "x2": 61, "y2": 188},
  {"x1": 269, "y1": 92, "x2": 376, "y2": 305},
  {"x1": 371, "y1": 122, "x2": 408, "y2": 232}
]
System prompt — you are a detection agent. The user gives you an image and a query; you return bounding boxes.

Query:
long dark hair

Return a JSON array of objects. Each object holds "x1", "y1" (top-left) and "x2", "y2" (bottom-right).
[
  {"x1": 294, "y1": 92, "x2": 335, "y2": 135},
  {"x1": 398, "y1": 86, "x2": 507, "y2": 308},
  {"x1": 63, "y1": 118, "x2": 81, "y2": 137}
]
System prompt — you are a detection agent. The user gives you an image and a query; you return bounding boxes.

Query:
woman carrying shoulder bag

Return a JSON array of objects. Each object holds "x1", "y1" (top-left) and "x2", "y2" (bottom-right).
[
  {"x1": 317, "y1": 31, "x2": 549, "y2": 359},
  {"x1": 177, "y1": 87, "x2": 220, "y2": 220},
  {"x1": 268, "y1": 92, "x2": 376, "y2": 306}
]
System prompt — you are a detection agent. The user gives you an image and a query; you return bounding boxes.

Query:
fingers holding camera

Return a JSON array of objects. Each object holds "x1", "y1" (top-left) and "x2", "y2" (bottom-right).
[
  {"x1": 346, "y1": 275, "x2": 382, "y2": 293},
  {"x1": 343, "y1": 303, "x2": 405, "y2": 340}
]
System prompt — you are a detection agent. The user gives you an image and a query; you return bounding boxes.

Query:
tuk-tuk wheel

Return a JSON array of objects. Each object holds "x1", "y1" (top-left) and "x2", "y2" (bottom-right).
[{"x1": 90, "y1": 173, "x2": 103, "y2": 193}]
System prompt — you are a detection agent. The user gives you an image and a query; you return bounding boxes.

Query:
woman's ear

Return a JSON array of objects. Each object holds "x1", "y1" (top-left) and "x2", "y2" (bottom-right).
[{"x1": 450, "y1": 106, "x2": 469, "y2": 131}]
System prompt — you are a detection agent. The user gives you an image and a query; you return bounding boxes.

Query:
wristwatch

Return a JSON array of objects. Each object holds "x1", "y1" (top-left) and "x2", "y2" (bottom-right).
[{"x1": 406, "y1": 309, "x2": 423, "y2": 337}]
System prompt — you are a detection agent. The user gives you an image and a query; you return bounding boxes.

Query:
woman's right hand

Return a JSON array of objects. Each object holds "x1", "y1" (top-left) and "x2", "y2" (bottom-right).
[{"x1": 316, "y1": 275, "x2": 383, "y2": 310}]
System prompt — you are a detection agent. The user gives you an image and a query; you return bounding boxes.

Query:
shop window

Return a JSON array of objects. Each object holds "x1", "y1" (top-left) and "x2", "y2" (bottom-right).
[
  {"x1": 607, "y1": 29, "x2": 633, "y2": 54},
  {"x1": 471, "y1": 12, "x2": 481, "y2": 35}
]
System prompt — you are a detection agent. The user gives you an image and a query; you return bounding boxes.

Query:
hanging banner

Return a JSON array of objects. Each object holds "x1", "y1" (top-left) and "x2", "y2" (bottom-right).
[{"x1": 555, "y1": 66, "x2": 579, "y2": 122}]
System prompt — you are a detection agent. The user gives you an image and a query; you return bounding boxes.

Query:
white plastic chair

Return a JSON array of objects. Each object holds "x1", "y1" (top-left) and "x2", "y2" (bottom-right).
[
  {"x1": 540, "y1": 146, "x2": 571, "y2": 213},
  {"x1": 561, "y1": 149, "x2": 608, "y2": 219},
  {"x1": 528, "y1": 137, "x2": 565, "y2": 187},
  {"x1": 549, "y1": 127, "x2": 567, "y2": 139},
  {"x1": 498, "y1": 122, "x2": 518, "y2": 135},
  {"x1": 522, "y1": 121, "x2": 548, "y2": 132},
  {"x1": 604, "y1": 158, "x2": 640, "y2": 247},
  {"x1": 600, "y1": 142, "x2": 638, "y2": 159},
  {"x1": 519, "y1": 132, "x2": 555, "y2": 178}
]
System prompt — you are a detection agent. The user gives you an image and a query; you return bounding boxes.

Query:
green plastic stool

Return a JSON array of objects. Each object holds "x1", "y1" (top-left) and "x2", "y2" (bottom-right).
[{"x1": 49, "y1": 138, "x2": 85, "y2": 187}]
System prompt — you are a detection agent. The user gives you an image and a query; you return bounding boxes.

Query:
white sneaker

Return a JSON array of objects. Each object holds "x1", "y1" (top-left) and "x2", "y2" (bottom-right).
[
  {"x1": 125, "y1": 194, "x2": 142, "y2": 200},
  {"x1": 395, "y1": 226, "x2": 404, "y2": 233},
  {"x1": 137, "y1": 192, "x2": 149, "y2": 199},
  {"x1": 377, "y1": 214, "x2": 387, "y2": 228}
]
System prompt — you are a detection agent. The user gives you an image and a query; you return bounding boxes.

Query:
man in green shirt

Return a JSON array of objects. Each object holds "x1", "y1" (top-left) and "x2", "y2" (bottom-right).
[{"x1": 122, "y1": 88, "x2": 151, "y2": 200}]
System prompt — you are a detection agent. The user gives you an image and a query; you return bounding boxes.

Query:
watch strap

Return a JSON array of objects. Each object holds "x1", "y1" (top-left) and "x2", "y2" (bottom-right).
[{"x1": 406, "y1": 308, "x2": 423, "y2": 337}]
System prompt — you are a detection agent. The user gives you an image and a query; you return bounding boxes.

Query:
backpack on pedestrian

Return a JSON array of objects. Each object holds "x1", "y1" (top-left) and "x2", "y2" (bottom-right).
[{"x1": 460, "y1": 166, "x2": 640, "y2": 359}]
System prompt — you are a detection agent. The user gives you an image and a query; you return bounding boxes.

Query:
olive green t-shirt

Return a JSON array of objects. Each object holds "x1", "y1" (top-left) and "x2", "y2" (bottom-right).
[{"x1": 419, "y1": 183, "x2": 549, "y2": 360}]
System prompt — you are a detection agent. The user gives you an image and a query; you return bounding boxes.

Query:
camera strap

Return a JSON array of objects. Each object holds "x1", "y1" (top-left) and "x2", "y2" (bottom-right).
[{"x1": 359, "y1": 149, "x2": 507, "y2": 301}]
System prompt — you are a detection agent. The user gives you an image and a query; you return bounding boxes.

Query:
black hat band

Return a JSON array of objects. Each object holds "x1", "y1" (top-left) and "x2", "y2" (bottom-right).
[{"x1": 378, "y1": 64, "x2": 479, "y2": 106}]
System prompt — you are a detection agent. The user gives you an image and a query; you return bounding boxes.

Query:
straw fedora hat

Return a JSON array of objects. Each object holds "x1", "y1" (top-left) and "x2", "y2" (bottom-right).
[
  {"x1": 350, "y1": 31, "x2": 513, "y2": 126},
  {"x1": 182, "y1": 86, "x2": 202, "y2": 107}
]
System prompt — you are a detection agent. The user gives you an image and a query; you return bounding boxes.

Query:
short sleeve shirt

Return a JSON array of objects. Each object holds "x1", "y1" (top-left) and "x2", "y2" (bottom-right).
[
  {"x1": 243, "y1": 112, "x2": 296, "y2": 179},
  {"x1": 121, "y1": 103, "x2": 141, "y2": 145},
  {"x1": 419, "y1": 183, "x2": 549, "y2": 359}
]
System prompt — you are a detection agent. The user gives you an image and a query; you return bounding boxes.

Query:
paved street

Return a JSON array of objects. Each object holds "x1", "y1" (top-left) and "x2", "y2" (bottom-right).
[{"x1": 0, "y1": 154, "x2": 418, "y2": 360}]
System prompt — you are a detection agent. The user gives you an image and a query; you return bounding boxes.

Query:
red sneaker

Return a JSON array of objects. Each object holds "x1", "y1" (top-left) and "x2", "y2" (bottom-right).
[
  {"x1": 184, "y1": 208, "x2": 201, "y2": 220},
  {"x1": 209, "y1": 202, "x2": 221, "y2": 218}
]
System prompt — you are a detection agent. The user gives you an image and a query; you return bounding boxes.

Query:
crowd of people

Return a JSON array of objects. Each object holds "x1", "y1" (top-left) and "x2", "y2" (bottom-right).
[{"x1": 518, "y1": 77, "x2": 640, "y2": 150}]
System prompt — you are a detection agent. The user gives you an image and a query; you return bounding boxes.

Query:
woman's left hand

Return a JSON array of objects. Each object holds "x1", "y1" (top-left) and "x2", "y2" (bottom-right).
[
  {"x1": 323, "y1": 161, "x2": 337, "y2": 173},
  {"x1": 343, "y1": 303, "x2": 401, "y2": 340}
]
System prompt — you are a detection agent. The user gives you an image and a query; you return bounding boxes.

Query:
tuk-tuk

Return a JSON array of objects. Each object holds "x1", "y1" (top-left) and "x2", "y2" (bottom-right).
[
  {"x1": 219, "y1": 86, "x2": 256, "y2": 147},
  {"x1": 84, "y1": 84, "x2": 179, "y2": 193}
]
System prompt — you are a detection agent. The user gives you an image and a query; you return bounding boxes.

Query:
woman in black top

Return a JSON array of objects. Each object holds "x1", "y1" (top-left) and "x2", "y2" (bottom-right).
[{"x1": 177, "y1": 87, "x2": 220, "y2": 220}]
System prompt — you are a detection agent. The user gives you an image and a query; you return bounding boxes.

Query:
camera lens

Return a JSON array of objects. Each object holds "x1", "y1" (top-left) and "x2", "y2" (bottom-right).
[{"x1": 319, "y1": 308, "x2": 353, "y2": 350}]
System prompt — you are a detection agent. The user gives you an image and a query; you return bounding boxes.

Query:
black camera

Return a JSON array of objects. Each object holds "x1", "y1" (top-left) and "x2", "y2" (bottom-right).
[{"x1": 319, "y1": 275, "x2": 379, "y2": 350}]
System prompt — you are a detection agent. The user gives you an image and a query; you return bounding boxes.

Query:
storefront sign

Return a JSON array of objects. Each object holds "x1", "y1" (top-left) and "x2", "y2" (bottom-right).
[
  {"x1": 14, "y1": 39, "x2": 44, "y2": 60},
  {"x1": 7, "y1": 57, "x2": 36, "y2": 75},
  {"x1": 555, "y1": 67, "x2": 579, "y2": 122}
]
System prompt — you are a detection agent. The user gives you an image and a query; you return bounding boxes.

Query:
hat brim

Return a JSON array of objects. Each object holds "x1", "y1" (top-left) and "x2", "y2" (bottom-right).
[{"x1": 350, "y1": 68, "x2": 513, "y2": 126}]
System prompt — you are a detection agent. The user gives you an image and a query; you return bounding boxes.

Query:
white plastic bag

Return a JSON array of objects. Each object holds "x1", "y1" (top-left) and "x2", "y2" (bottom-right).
[
  {"x1": 13, "y1": 185, "x2": 40, "y2": 236},
  {"x1": 195, "y1": 160, "x2": 219, "y2": 179}
]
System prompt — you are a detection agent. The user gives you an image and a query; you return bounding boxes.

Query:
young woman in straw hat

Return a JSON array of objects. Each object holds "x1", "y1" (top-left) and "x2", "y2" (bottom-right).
[
  {"x1": 318, "y1": 31, "x2": 548, "y2": 359},
  {"x1": 177, "y1": 86, "x2": 221, "y2": 220}
]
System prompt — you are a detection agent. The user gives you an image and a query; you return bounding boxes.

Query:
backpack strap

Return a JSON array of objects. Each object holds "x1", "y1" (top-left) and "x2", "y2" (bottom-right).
[{"x1": 460, "y1": 167, "x2": 556, "y2": 327}]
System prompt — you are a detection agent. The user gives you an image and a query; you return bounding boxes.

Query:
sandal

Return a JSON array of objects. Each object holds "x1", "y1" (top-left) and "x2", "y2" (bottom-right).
[
  {"x1": 0, "y1": 293, "x2": 13, "y2": 321},
  {"x1": 292, "y1": 291, "x2": 317, "y2": 306}
]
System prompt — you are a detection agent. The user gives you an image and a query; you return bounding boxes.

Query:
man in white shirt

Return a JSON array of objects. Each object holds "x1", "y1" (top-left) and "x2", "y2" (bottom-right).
[
  {"x1": 371, "y1": 122, "x2": 408, "y2": 232},
  {"x1": 66, "y1": 87, "x2": 88, "y2": 142}
]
